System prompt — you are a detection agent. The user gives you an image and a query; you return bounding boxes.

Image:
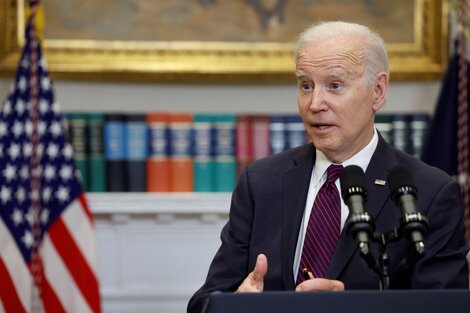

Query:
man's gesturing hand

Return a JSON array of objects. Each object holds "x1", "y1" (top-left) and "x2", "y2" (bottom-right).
[
  {"x1": 236, "y1": 254, "x2": 268, "y2": 293},
  {"x1": 295, "y1": 273, "x2": 345, "y2": 292}
]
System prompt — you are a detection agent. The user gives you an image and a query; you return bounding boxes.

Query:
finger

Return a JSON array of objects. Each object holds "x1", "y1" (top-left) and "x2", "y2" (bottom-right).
[
  {"x1": 331, "y1": 280, "x2": 345, "y2": 291},
  {"x1": 236, "y1": 254, "x2": 268, "y2": 293},
  {"x1": 252, "y1": 254, "x2": 268, "y2": 281},
  {"x1": 295, "y1": 278, "x2": 345, "y2": 292}
]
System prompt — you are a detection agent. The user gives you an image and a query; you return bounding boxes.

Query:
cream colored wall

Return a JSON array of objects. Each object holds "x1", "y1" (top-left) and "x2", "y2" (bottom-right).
[{"x1": 0, "y1": 79, "x2": 440, "y2": 115}]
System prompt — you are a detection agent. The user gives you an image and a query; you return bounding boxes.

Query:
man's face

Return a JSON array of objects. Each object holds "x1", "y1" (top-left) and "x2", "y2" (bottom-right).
[{"x1": 296, "y1": 38, "x2": 385, "y2": 163}]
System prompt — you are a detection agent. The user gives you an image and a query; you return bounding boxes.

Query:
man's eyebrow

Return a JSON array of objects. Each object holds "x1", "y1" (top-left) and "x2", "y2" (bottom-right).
[
  {"x1": 295, "y1": 71, "x2": 306, "y2": 79},
  {"x1": 329, "y1": 71, "x2": 347, "y2": 80}
]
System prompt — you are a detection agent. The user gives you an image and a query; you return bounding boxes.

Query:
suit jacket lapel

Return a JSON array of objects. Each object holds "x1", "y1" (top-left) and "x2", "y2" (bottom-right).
[
  {"x1": 326, "y1": 135, "x2": 398, "y2": 279},
  {"x1": 281, "y1": 144, "x2": 315, "y2": 290}
]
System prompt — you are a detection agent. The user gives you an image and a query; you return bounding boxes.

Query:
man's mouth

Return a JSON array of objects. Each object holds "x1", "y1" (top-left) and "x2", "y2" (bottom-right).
[{"x1": 313, "y1": 124, "x2": 333, "y2": 129}]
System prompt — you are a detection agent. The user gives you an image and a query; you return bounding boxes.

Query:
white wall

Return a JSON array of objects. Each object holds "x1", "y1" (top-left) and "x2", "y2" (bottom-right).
[{"x1": 0, "y1": 78, "x2": 441, "y2": 115}]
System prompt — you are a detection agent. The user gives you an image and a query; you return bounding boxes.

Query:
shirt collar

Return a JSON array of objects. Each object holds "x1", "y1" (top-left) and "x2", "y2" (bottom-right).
[{"x1": 313, "y1": 128, "x2": 379, "y2": 186}]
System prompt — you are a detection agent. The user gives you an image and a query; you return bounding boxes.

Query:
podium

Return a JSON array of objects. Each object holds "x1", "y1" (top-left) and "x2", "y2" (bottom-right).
[{"x1": 206, "y1": 290, "x2": 470, "y2": 313}]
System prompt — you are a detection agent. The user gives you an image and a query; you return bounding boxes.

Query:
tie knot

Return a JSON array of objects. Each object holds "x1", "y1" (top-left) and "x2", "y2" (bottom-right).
[{"x1": 326, "y1": 164, "x2": 343, "y2": 183}]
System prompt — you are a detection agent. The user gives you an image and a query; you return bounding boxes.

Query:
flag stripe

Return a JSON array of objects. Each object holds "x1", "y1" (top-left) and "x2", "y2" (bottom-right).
[
  {"x1": 0, "y1": 298, "x2": 6, "y2": 313},
  {"x1": 33, "y1": 255, "x2": 67, "y2": 313},
  {"x1": 42, "y1": 235, "x2": 91, "y2": 313},
  {"x1": 41, "y1": 276, "x2": 66, "y2": 313},
  {"x1": 78, "y1": 194, "x2": 94, "y2": 225},
  {"x1": 0, "y1": 219, "x2": 31, "y2": 311},
  {"x1": 48, "y1": 218, "x2": 100, "y2": 313},
  {"x1": 62, "y1": 197, "x2": 97, "y2": 275},
  {"x1": 0, "y1": 257, "x2": 27, "y2": 313}
]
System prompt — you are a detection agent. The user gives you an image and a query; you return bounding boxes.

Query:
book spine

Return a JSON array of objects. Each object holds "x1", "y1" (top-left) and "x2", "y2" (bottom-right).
[
  {"x1": 270, "y1": 115, "x2": 287, "y2": 155},
  {"x1": 286, "y1": 115, "x2": 306, "y2": 149},
  {"x1": 410, "y1": 113, "x2": 429, "y2": 159},
  {"x1": 126, "y1": 114, "x2": 148, "y2": 192},
  {"x1": 169, "y1": 113, "x2": 193, "y2": 192},
  {"x1": 193, "y1": 114, "x2": 215, "y2": 192},
  {"x1": 68, "y1": 112, "x2": 89, "y2": 191},
  {"x1": 147, "y1": 113, "x2": 170, "y2": 192},
  {"x1": 236, "y1": 115, "x2": 253, "y2": 175},
  {"x1": 88, "y1": 113, "x2": 106, "y2": 192},
  {"x1": 374, "y1": 114, "x2": 393, "y2": 144},
  {"x1": 104, "y1": 114, "x2": 127, "y2": 192},
  {"x1": 252, "y1": 115, "x2": 270, "y2": 161},
  {"x1": 391, "y1": 114, "x2": 410, "y2": 153},
  {"x1": 214, "y1": 114, "x2": 236, "y2": 192}
]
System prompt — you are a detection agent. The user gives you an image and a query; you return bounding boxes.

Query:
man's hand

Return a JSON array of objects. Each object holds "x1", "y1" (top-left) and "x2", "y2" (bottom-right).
[
  {"x1": 236, "y1": 254, "x2": 268, "y2": 293},
  {"x1": 295, "y1": 272, "x2": 345, "y2": 292}
]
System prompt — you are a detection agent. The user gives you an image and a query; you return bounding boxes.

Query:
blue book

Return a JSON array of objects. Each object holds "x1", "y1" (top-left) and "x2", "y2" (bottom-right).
[
  {"x1": 270, "y1": 115, "x2": 287, "y2": 154},
  {"x1": 193, "y1": 114, "x2": 215, "y2": 192},
  {"x1": 214, "y1": 114, "x2": 236, "y2": 192},
  {"x1": 286, "y1": 115, "x2": 306, "y2": 150},
  {"x1": 104, "y1": 114, "x2": 127, "y2": 192},
  {"x1": 125, "y1": 114, "x2": 148, "y2": 192}
]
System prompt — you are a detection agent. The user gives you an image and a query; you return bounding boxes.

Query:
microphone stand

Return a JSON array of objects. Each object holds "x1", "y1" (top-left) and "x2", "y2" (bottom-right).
[
  {"x1": 363, "y1": 222, "x2": 426, "y2": 290},
  {"x1": 373, "y1": 229, "x2": 399, "y2": 290}
]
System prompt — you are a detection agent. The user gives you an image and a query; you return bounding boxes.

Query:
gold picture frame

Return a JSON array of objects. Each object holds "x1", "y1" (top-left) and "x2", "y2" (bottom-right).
[{"x1": 0, "y1": 0, "x2": 448, "y2": 83}]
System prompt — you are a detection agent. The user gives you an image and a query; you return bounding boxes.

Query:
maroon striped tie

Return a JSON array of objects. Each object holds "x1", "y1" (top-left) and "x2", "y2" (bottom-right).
[{"x1": 297, "y1": 164, "x2": 343, "y2": 284}]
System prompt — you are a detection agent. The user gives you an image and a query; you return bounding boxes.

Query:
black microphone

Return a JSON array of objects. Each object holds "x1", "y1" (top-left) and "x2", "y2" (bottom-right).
[
  {"x1": 387, "y1": 165, "x2": 428, "y2": 255},
  {"x1": 340, "y1": 165, "x2": 375, "y2": 256}
]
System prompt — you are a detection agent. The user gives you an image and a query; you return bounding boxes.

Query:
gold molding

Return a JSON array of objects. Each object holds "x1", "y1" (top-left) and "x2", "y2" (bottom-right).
[{"x1": 0, "y1": 0, "x2": 448, "y2": 83}]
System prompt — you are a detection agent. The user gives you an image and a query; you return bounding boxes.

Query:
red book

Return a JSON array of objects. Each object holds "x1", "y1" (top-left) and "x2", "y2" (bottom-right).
[
  {"x1": 168, "y1": 113, "x2": 194, "y2": 192},
  {"x1": 236, "y1": 115, "x2": 253, "y2": 175},
  {"x1": 252, "y1": 115, "x2": 270, "y2": 161},
  {"x1": 147, "y1": 113, "x2": 171, "y2": 192}
]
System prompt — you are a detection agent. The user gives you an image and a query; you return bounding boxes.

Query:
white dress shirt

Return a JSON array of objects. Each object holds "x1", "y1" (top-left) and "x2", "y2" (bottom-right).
[{"x1": 292, "y1": 128, "x2": 379, "y2": 279}]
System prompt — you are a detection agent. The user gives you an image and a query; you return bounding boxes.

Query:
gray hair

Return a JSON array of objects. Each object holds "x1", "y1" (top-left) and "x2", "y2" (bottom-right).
[{"x1": 295, "y1": 21, "x2": 389, "y2": 85}]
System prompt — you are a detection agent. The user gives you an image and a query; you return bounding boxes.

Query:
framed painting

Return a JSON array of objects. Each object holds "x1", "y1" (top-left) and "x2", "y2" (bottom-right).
[{"x1": 0, "y1": 0, "x2": 448, "y2": 83}]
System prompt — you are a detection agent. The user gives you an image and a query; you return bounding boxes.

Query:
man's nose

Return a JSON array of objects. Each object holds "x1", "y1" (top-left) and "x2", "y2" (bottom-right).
[{"x1": 310, "y1": 87, "x2": 328, "y2": 112}]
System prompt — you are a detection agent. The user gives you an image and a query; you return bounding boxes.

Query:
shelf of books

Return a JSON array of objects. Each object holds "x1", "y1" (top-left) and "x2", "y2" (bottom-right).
[{"x1": 65, "y1": 111, "x2": 430, "y2": 194}]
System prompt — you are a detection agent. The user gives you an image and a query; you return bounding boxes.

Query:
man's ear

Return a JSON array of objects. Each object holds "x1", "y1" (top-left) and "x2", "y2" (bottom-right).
[{"x1": 372, "y1": 72, "x2": 388, "y2": 112}]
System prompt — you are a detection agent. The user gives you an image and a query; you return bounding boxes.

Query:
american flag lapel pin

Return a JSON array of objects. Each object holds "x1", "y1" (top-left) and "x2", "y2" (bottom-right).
[{"x1": 374, "y1": 179, "x2": 386, "y2": 186}]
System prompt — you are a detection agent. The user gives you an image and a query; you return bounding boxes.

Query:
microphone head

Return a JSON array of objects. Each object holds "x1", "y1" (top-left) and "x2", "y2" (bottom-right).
[
  {"x1": 340, "y1": 165, "x2": 367, "y2": 201},
  {"x1": 387, "y1": 165, "x2": 417, "y2": 203}
]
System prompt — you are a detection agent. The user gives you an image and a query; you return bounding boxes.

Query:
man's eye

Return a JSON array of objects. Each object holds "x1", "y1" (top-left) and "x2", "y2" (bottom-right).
[
  {"x1": 302, "y1": 83, "x2": 312, "y2": 90},
  {"x1": 330, "y1": 82, "x2": 341, "y2": 89}
]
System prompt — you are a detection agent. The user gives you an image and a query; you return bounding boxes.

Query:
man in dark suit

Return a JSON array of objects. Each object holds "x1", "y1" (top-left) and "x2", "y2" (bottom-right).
[{"x1": 188, "y1": 21, "x2": 469, "y2": 313}]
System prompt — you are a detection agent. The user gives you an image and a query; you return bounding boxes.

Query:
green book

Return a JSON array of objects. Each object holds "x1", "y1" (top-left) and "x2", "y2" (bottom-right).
[
  {"x1": 67, "y1": 112, "x2": 89, "y2": 191},
  {"x1": 375, "y1": 114, "x2": 393, "y2": 144},
  {"x1": 193, "y1": 114, "x2": 215, "y2": 192},
  {"x1": 409, "y1": 113, "x2": 429, "y2": 159},
  {"x1": 88, "y1": 113, "x2": 106, "y2": 192},
  {"x1": 214, "y1": 114, "x2": 236, "y2": 192}
]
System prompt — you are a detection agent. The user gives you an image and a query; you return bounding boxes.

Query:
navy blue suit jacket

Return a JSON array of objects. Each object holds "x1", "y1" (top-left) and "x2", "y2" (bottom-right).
[{"x1": 188, "y1": 136, "x2": 469, "y2": 313}]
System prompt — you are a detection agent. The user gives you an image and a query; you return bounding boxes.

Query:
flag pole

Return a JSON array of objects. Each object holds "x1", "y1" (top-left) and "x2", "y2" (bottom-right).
[
  {"x1": 27, "y1": 0, "x2": 44, "y2": 312},
  {"x1": 457, "y1": 0, "x2": 470, "y2": 243}
]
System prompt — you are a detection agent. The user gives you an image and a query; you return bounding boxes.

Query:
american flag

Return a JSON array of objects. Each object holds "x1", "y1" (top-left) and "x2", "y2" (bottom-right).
[{"x1": 0, "y1": 10, "x2": 101, "y2": 313}]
